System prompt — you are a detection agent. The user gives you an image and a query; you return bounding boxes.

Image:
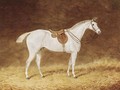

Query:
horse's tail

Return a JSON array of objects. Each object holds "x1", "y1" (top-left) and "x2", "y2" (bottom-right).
[{"x1": 16, "y1": 32, "x2": 31, "y2": 43}]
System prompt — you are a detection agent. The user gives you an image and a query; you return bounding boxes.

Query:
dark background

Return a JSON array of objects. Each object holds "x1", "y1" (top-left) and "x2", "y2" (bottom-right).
[{"x1": 0, "y1": 0, "x2": 120, "y2": 66}]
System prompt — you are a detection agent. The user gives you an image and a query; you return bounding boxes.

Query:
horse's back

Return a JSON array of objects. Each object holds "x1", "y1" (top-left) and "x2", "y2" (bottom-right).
[
  {"x1": 30, "y1": 29, "x2": 49, "y2": 35},
  {"x1": 27, "y1": 29, "x2": 49, "y2": 39},
  {"x1": 26, "y1": 29, "x2": 49, "y2": 48}
]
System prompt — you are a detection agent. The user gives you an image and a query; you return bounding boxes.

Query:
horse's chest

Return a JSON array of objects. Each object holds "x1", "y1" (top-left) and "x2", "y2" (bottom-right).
[{"x1": 65, "y1": 41, "x2": 81, "y2": 52}]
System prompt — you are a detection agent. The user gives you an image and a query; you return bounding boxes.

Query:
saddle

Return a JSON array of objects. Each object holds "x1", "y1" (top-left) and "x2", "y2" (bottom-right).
[{"x1": 49, "y1": 29, "x2": 68, "y2": 45}]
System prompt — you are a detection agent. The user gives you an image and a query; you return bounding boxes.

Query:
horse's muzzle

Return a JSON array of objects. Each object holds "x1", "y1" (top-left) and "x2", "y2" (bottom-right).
[{"x1": 97, "y1": 31, "x2": 101, "y2": 35}]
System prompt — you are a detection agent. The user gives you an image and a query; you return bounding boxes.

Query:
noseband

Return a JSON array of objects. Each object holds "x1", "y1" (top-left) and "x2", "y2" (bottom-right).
[{"x1": 90, "y1": 20, "x2": 97, "y2": 32}]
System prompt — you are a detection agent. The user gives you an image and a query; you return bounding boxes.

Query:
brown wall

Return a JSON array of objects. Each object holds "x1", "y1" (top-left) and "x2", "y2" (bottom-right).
[{"x1": 0, "y1": 0, "x2": 120, "y2": 66}]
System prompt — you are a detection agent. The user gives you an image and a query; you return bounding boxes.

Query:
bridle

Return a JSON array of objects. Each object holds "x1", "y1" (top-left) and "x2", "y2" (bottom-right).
[
  {"x1": 90, "y1": 20, "x2": 96, "y2": 31},
  {"x1": 67, "y1": 20, "x2": 98, "y2": 44}
]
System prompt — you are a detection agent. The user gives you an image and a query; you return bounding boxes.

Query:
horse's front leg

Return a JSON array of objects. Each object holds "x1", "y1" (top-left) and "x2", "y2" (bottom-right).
[
  {"x1": 71, "y1": 52, "x2": 77, "y2": 78},
  {"x1": 67, "y1": 56, "x2": 71, "y2": 76}
]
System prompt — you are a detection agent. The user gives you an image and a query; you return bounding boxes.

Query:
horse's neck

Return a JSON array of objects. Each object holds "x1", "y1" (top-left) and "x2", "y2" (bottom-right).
[{"x1": 69, "y1": 22, "x2": 90, "y2": 41}]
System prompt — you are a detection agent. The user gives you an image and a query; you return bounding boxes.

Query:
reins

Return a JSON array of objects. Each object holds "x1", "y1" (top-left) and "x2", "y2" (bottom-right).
[
  {"x1": 66, "y1": 20, "x2": 98, "y2": 44},
  {"x1": 66, "y1": 30, "x2": 80, "y2": 44}
]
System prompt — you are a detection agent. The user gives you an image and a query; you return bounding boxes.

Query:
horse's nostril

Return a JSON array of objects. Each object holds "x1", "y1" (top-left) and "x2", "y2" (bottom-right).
[{"x1": 98, "y1": 31, "x2": 101, "y2": 34}]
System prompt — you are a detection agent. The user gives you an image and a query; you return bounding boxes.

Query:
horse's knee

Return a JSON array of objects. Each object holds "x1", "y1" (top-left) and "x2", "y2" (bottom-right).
[{"x1": 72, "y1": 63, "x2": 75, "y2": 67}]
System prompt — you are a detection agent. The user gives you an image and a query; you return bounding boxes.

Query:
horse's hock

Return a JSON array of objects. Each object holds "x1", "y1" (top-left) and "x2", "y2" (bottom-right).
[{"x1": 49, "y1": 29, "x2": 68, "y2": 44}]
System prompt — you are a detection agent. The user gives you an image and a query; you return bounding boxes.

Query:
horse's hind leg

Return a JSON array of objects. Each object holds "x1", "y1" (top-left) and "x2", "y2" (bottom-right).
[
  {"x1": 25, "y1": 41, "x2": 37, "y2": 79},
  {"x1": 35, "y1": 52, "x2": 43, "y2": 77},
  {"x1": 25, "y1": 51, "x2": 35, "y2": 79}
]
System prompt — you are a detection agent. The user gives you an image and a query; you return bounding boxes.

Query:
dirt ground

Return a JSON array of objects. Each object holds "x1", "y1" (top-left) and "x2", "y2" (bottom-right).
[{"x1": 0, "y1": 58, "x2": 120, "y2": 90}]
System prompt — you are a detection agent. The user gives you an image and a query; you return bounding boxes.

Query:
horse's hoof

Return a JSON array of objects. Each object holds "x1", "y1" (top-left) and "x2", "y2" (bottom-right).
[
  {"x1": 67, "y1": 72, "x2": 70, "y2": 77},
  {"x1": 74, "y1": 76, "x2": 77, "y2": 78},
  {"x1": 41, "y1": 75, "x2": 44, "y2": 78},
  {"x1": 73, "y1": 75, "x2": 77, "y2": 78},
  {"x1": 26, "y1": 77, "x2": 30, "y2": 80}
]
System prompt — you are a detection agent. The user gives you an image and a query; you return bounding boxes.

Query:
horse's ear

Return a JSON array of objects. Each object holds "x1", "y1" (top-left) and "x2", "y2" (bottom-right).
[{"x1": 92, "y1": 17, "x2": 98, "y2": 22}]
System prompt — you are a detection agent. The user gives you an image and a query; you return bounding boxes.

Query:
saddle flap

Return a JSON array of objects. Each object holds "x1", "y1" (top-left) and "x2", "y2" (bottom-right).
[
  {"x1": 57, "y1": 33, "x2": 68, "y2": 44},
  {"x1": 49, "y1": 29, "x2": 68, "y2": 44}
]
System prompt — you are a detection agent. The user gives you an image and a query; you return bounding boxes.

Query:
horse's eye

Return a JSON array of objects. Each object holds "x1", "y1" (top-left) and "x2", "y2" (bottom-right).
[{"x1": 92, "y1": 24, "x2": 94, "y2": 26}]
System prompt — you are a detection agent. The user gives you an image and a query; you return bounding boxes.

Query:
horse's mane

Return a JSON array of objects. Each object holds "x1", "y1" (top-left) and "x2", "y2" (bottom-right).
[{"x1": 70, "y1": 20, "x2": 90, "y2": 30}]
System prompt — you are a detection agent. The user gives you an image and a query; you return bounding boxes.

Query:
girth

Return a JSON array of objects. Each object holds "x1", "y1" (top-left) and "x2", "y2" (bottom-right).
[{"x1": 49, "y1": 29, "x2": 68, "y2": 52}]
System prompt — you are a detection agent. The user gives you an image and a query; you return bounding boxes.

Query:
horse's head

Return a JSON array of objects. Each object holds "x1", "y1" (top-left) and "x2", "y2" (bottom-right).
[{"x1": 88, "y1": 17, "x2": 101, "y2": 35}]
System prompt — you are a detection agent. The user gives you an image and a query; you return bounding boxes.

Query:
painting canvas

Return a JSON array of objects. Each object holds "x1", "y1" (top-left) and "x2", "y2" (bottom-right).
[{"x1": 0, "y1": 0, "x2": 120, "y2": 90}]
